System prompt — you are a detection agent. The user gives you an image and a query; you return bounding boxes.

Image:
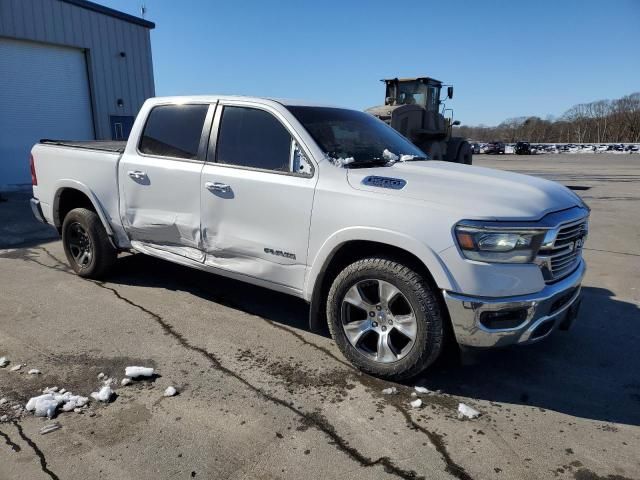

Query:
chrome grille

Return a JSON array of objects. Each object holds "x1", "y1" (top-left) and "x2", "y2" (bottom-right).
[{"x1": 536, "y1": 218, "x2": 588, "y2": 282}]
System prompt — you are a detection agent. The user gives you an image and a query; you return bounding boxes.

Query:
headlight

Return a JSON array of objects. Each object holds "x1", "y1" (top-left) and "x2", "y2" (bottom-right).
[{"x1": 455, "y1": 224, "x2": 546, "y2": 263}]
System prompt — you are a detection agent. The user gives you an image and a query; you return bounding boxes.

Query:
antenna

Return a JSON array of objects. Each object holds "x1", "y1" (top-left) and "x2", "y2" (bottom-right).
[{"x1": 140, "y1": 4, "x2": 147, "y2": 18}]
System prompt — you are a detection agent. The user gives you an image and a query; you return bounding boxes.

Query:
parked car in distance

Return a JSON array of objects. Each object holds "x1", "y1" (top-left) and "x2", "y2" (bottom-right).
[
  {"x1": 29, "y1": 95, "x2": 589, "y2": 380},
  {"x1": 470, "y1": 143, "x2": 481, "y2": 154},
  {"x1": 484, "y1": 141, "x2": 506, "y2": 154},
  {"x1": 515, "y1": 141, "x2": 531, "y2": 155}
]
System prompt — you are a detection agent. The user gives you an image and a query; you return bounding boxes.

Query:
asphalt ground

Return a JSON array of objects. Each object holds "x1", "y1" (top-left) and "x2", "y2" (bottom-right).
[{"x1": 0, "y1": 153, "x2": 638, "y2": 480}]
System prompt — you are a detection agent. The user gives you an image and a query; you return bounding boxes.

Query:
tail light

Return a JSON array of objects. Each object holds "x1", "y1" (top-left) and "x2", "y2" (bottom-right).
[{"x1": 30, "y1": 154, "x2": 38, "y2": 186}]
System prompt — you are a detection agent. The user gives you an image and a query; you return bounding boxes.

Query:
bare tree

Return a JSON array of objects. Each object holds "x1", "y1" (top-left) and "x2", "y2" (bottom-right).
[{"x1": 454, "y1": 92, "x2": 640, "y2": 144}]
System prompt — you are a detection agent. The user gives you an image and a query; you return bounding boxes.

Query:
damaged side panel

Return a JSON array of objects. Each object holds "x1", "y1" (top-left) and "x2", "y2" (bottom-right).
[
  {"x1": 118, "y1": 154, "x2": 205, "y2": 261},
  {"x1": 200, "y1": 164, "x2": 317, "y2": 291}
]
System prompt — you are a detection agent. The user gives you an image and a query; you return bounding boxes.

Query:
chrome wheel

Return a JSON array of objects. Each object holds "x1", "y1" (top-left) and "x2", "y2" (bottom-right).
[
  {"x1": 340, "y1": 279, "x2": 417, "y2": 363},
  {"x1": 67, "y1": 222, "x2": 93, "y2": 268}
]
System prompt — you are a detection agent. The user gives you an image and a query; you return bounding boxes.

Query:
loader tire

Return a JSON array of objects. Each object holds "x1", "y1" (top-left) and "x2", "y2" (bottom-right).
[{"x1": 456, "y1": 142, "x2": 473, "y2": 165}]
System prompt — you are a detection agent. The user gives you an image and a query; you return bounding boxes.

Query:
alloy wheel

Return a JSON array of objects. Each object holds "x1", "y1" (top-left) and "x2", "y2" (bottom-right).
[
  {"x1": 340, "y1": 279, "x2": 417, "y2": 363},
  {"x1": 67, "y1": 222, "x2": 93, "y2": 268}
]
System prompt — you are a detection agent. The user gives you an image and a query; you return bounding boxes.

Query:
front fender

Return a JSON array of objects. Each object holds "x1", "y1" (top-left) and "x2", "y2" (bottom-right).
[{"x1": 303, "y1": 226, "x2": 458, "y2": 302}]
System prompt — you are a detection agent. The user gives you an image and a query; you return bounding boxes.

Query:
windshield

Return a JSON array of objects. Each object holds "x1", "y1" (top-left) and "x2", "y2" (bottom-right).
[{"x1": 287, "y1": 106, "x2": 426, "y2": 166}]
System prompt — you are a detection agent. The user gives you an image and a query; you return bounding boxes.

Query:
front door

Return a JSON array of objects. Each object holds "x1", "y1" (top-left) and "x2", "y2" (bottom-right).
[
  {"x1": 200, "y1": 103, "x2": 317, "y2": 292},
  {"x1": 119, "y1": 102, "x2": 212, "y2": 261}
]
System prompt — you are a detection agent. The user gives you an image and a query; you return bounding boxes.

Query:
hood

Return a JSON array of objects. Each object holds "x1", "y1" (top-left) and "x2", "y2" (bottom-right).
[{"x1": 347, "y1": 161, "x2": 583, "y2": 221}]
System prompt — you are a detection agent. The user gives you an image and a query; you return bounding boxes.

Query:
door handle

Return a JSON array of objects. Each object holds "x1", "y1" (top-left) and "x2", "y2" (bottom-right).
[
  {"x1": 127, "y1": 170, "x2": 147, "y2": 180},
  {"x1": 205, "y1": 181, "x2": 231, "y2": 193}
]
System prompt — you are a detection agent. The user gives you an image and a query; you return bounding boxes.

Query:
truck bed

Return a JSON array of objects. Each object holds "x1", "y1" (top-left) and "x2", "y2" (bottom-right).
[{"x1": 39, "y1": 139, "x2": 127, "y2": 153}]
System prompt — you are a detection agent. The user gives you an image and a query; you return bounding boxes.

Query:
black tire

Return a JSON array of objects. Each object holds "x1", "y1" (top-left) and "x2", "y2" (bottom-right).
[
  {"x1": 456, "y1": 142, "x2": 473, "y2": 165},
  {"x1": 62, "y1": 208, "x2": 117, "y2": 278},
  {"x1": 326, "y1": 258, "x2": 445, "y2": 380},
  {"x1": 421, "y1": 141, "x2": 443, "y2": 161}
]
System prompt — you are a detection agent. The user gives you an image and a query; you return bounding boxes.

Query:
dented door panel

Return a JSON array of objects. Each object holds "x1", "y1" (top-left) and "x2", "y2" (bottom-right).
[
  {"x1": 200, "y1": 165, "x2": 316, "y2": 290},
  {"x1": 119, "y1": 154, "x2": 205, "y2": 261}
]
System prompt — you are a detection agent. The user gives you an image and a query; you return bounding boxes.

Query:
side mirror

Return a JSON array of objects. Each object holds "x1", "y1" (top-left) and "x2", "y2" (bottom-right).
[
  {"x1": 447, "y1": 86, "x2": 454, "y2": 99},
  {"x1": 452, "y1": 120, "x2": 461, "y2": 126}
]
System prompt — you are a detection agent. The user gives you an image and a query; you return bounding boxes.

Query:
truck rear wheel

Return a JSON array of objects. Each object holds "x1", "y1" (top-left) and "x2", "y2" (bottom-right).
[
  {"x1": 326, "y1": 258, "x2": 445, "y2": 380},
  {"x1": 62, "y1": 208, "x2": 116, "y2": 279}
]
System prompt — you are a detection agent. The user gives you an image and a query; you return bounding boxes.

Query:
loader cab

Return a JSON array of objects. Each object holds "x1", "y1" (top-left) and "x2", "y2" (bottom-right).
[{"x1": 384, "y1": 77, "x2": 442, "y2": 113}]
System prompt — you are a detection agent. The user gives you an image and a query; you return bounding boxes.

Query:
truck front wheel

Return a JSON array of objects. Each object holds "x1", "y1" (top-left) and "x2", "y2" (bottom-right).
[
  {"x1": 62, "y1": 208, "x2": 116, "y2": 278},
  {"x1": 326, "y1": 258, "x2": 445, "y2": 380}
]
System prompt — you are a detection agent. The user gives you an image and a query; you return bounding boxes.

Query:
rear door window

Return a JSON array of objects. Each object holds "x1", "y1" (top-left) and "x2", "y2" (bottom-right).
[
  {"x1": 216, "y1": 106, "x2": 292, "y2": 172},
  {"x1": 139, "y1": 104, "x2": 209, "y2": 159}
]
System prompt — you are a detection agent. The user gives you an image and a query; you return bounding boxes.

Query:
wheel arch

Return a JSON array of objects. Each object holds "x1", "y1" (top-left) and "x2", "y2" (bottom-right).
[
  {"x1": 53, "y1": 180, "x2": 115, "y2": 239},
  {"x1": 306, "y1": 229, "x2": 456, "y2": 332}
]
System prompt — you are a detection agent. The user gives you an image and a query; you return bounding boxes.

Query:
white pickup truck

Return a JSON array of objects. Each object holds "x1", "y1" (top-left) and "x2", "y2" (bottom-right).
[{"x1": 30, "y1": 96, "x2": 589, "y2": 379}]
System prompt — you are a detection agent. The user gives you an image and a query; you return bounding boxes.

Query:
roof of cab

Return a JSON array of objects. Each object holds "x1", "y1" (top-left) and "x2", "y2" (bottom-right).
[{"x1": 145, "y1": 95, "x2": 342, "y2": 109}]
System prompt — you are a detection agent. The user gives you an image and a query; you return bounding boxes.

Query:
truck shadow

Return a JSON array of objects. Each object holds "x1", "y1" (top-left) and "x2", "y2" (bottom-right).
[
  {"x1": 418, "y1": 286, "x2": 640, "y2": 426},
  {"x1": 109, "y1": 255, "x2": 640, "y2": 426},
  {"x1": 109, "y1": 252, "x2": 314, "y2": 333}
]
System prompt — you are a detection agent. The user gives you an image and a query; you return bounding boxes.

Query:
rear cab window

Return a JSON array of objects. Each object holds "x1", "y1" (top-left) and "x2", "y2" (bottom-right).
[{"x1": 139, "y1": 104, "x2": 209, "y2": 160}]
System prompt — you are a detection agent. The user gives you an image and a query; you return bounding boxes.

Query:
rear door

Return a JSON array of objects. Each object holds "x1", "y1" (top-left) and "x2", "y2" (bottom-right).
[
  {"x1": 200, "y1": 102, "x2": 317, "y2": 292},
  {"x1": 118, "y1": 102, "x2": 213, "y2": 261}
]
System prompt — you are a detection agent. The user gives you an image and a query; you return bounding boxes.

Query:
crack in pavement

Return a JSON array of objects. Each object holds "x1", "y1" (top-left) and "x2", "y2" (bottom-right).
[
  {"x1": 91, "y1": 281, "x2": 424, "y2": 480},
  {"x1": 21, "y1": 247, "x2": 470, "y2": 479},
  {"x1": 395, "y1": 410, "x2": 473, "y2": 480},
  {"x1": 257, "y1": 316, "x2": 473, "y2": 480},
  {"x1": 0, "y1": 427, "x2": 21, "y2": 452},
  {"x1": 13, "y1": 421, "x2": 60, "y2": 480},
  {"x1": 259, "y1": 318, "x2": 354, "y2": 369}
]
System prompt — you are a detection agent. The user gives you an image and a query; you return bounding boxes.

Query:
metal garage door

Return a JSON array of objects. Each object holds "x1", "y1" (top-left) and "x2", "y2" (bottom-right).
[{"x1": 0, "y1": 37, "x2": 94, "y2": 187}]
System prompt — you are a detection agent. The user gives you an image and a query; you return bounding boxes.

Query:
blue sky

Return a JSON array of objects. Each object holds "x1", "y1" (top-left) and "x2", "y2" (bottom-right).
[{"x1": 101, "y1": 0, "x2": 639, "y2": 126}]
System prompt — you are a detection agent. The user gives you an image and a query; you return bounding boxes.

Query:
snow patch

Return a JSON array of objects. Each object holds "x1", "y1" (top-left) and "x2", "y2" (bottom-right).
[
  {"x1": 0, "y1": 398, "x2": 7, "y2": 405},
  {"x1": 414, "y1": 386, "x2": 431, "y2": 394},
  {"x1": 410, "y1": 399, "x2": 423, "y2": 409},
  {"x1": 10, "y1": 364, "x2": 22, "y2": 372},
  {"x1": 121, "y1": 377, "x2": 133, "y2": 387},
  {"x1": 382, "y1": 387, "x2": 397, "y2": 395},
  {"x1": 26, "y1": 391, "x2": 90, "y2": 418},
  {"x1": 28, "y1": 369, "x2": 41, "y2": 375},
  {"x1": 0, "y1": 357, "x2": 9, "y2": 367},
  {"x1": 327, "y1": 155, "x2": 355, "y2": 168},
  {"x1": 457, "y1": 403, "x2": 481, "y2": 420},
  {"x1": 163, "y1": 386, "x2": 177, "y2": 397},
  {"x1": 26, "y1": 394, "x2": 60, "y2": 418},
  {"x1": 97, "y1": 372, "x2": 105, "y2": 379},
  {"x1": 0, "y1": 415, "x2": 7, "y2": 422},
  {"x1": 125, "y1": 366, "x2": 155, "y2": 378},
  {"x1": 382, "y1": 149, "x2": 399, "y2": 162},
  {"x1": 90, "y1": 386, "x2": 113, "y2": 402}
]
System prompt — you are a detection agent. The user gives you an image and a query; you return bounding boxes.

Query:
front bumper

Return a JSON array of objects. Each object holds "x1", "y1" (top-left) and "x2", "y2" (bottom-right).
[
  {"x1": 30, "y1": 198, "x2": 47, "y2": 224},
  {"x1": 443, "y1": 259, "x2": 585, "y2": 347}
]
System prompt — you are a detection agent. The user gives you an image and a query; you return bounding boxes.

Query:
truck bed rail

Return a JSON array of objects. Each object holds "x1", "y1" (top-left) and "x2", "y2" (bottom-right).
[{"x1": 39, "y1": 139, "x2": 126, "y2": 153}]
